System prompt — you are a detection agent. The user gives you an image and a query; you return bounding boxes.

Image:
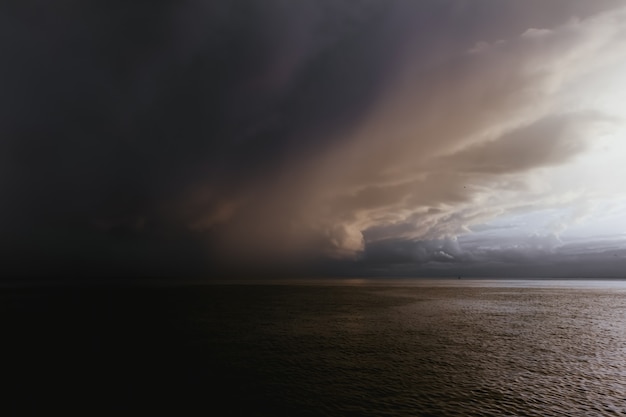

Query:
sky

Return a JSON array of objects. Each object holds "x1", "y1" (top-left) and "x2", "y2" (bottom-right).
[{"x1": 3, "y1": 0, "x2": 626, "y2": 279}]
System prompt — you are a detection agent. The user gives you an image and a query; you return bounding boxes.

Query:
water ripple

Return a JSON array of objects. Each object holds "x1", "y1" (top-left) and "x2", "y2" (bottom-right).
[{"x1": 198, "y1": 284, "x2": 626, "y2": 416}]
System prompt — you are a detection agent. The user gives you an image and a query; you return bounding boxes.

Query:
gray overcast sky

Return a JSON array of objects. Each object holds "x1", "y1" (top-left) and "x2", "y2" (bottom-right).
[{"x1": 3, "y1": 0, "x2": 626, "y2": 279}]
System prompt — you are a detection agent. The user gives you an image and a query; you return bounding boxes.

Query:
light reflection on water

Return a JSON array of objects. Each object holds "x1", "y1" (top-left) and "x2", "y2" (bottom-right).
[
  {"x1": 215, "y1": 277, "x2": 626, "y2": 288},
  {"x1": 200, "y1": 280, "x2": 626, "y2": 416}
]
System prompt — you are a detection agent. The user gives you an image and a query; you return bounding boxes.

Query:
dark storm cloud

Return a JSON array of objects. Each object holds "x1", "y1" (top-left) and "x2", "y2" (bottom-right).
[
  {"x1": 0, "y1": 0, "x2": 403, "y2": 276},
  {"x1": 2, "y1": 0, "x2": 626, "y2": 278},
  {"x1": 359, "y1": 234, "x2": 626, "y2": 278}
]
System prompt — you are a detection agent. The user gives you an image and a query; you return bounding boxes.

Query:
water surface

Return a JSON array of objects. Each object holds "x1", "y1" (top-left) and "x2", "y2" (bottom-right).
[{"x1": 3, "y1": 279, "x2": 626, "y2": 415}]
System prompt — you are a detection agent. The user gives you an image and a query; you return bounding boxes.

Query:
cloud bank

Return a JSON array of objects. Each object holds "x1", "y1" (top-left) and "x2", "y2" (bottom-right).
[{"x1": 3, "y1": 1, "x2": 626, "y2": 277}]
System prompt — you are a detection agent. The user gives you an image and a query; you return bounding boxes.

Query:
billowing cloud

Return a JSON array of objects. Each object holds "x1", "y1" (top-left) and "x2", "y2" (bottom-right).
[
  {"x1": 195, "y1": 4, "x2": 626, "y2": 264},
  {"x1": 3, "y1": 1, "x2": 626, "y2": 277}
]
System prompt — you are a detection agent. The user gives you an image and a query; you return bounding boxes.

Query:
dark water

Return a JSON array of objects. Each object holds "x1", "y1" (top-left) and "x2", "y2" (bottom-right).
[{"x1": 3, "y1": 280, "x2": 626, "y2": 416}]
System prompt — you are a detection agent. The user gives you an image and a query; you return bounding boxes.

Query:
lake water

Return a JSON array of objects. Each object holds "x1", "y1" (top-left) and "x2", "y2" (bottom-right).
[{"x1": 3, "y1": 279, "x2": 626, "y2": 415}]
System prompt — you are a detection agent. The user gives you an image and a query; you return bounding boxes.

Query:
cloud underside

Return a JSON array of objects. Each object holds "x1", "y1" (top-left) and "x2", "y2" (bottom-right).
[
  {"x1": 195, "y1": 4, "x2": 626, "y2": 267},
  {"x1": 3, "y1": 1, "x2": 626, "y2": 276}
]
